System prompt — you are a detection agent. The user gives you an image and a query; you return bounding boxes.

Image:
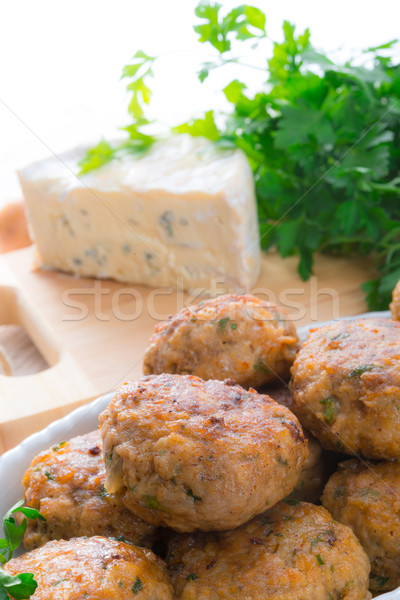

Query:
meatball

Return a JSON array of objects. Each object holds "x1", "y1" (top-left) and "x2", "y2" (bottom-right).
[
  {"x1": 99, "y1": 374, "x2": 308, "y2": 532},
  {"x1": 290, "y1": 318, "x2": 400, "y2": 459},
  {"x1": 22, "y1": 430, "x2": 156, "y2": 550},
  {"x1": 322, "y1": 459, "x2": 400, "y2": 594},
  {"x1": 167, "y1": 501, "x2": 371, "y2": 600},
  {"x1": 390, "y1": 280, "x2": 400, "y2": 321},
  {"x1": 268, "y1": 385, "x2": 327, "y2": 503},
  {"x1": 143, "y1": 294, "x2": 299, "y2": 387},
  {"x1": 4, "y1": 536, "x2": 173, "y2": 600}
]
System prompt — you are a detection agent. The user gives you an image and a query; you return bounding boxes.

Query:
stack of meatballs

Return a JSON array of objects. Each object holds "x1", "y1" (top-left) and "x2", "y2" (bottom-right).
[{"x1": 6, "y1": 292, "x2": 400, "y2": 599}]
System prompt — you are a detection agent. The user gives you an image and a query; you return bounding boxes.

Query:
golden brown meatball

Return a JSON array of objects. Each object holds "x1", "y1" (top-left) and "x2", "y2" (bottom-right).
[
  {"x1": 100, "y1": 374, "x2": 308, "y2": 532},
  {"x1": 390, "y1": 280, "x2": 400, "y2": 321},
  {"x1": 167, "y1": 501, "x2": 371, "y2": 600},
  {"x1": 4, "y1": 536, "x2": 173, "y2": 600},
  {"x1": 143, "y1": 294, "x2": 299, "y2": 387},
  {"x1": 322, "y1": 459, "x2": 400, "y2": 594},
  {"x1": 268, "y1": 385, "x2": 327, "y2": 503},
  {"x1": 291, "y1": 318, "x2": 400, "y2": 459},
  {"x1": 22, "y1": 431, "x2": 156, "y2": 550}
]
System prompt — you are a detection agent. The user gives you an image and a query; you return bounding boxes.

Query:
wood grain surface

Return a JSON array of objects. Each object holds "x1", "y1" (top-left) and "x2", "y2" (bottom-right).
[{"x1": 0, "y1": 245, "x2": 375, "y2": 451}]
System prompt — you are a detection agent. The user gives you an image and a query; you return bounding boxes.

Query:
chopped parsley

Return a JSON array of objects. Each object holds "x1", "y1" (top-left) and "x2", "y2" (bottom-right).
[
  {"x1": 348, "y1": 364, "x2": 375, "y2": 378},
  {"x1": 217, "y1": 317, "x2": 230, "y2": 331},
  {"x1": 315, "y1": 554, "x2": 325, "y2": 566},
  {"x1": 320, "y1": 397, "x2": 337, "y2": 424},
  {"x1": 132, "y1": 577, "x2": 143, "y2": 594},
  {"x1": 186, "y1": 489, "x2": 202, "y2": 502},
  {"x1": 186, "y1": 573, "x2": 198, "y2": 581}
]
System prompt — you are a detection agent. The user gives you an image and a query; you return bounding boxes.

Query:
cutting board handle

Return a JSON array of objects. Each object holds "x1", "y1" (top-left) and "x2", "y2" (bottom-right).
[{"x1": 0, "y1": 259, "x2": 97, "y2": 452}]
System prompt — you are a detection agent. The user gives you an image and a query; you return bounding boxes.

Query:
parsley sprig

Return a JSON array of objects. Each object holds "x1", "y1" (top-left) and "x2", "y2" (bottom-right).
[
  {"x1": 80, "y1": 2, "x2": 400, "y2": 310},
  {"x1": 0, "y1": 500, "x2": 45, "y2": 599}
]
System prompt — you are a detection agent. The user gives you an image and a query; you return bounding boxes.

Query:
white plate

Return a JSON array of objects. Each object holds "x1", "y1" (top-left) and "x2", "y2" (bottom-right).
[{"x1": 0, "y1": 310, "x2": 398, "y2": 599}]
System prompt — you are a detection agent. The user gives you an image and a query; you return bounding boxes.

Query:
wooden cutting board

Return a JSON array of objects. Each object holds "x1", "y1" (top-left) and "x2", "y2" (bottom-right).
[{"x1": 0, "y1": 245, "x2": 374, "y2": 452}]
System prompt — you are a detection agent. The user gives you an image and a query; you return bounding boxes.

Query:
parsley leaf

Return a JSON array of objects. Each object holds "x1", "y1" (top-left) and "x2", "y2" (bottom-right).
[{"x1": 0, "y1": 500, "x2": 45, "y2": 599}]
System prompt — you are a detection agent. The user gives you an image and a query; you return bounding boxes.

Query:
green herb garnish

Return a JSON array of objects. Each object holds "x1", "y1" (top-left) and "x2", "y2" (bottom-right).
[
  {"x1": 0, "y1": 499, "x2": 46, "y2": 599},
  {"x1": 186, "y1": 573, "x2": 198, "y2": 581},
  {"x1": 315, "y1": 554, "x2": 325, "y2": 566}
]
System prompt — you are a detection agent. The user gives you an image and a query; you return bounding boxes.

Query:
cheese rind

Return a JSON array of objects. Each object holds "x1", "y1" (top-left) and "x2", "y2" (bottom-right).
[{"x1": 19, "y1": 135, "x2": 261, "y2": 291}]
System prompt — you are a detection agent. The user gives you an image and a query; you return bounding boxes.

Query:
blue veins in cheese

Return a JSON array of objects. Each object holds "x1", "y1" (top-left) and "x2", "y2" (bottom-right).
[{"x1": 18, "y1": 135, "x2": 261, "y2": 292}]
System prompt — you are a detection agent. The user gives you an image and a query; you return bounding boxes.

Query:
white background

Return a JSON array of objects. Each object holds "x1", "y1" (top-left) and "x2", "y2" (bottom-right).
[{"x1": 1, "y1": 0, "x2": 400, "y2": 206}]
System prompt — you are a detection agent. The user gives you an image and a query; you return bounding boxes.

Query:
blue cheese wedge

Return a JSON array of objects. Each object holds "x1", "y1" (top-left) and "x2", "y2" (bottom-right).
[{"x1": 19, "y1": 135, "x2": 261, "y2": 291}]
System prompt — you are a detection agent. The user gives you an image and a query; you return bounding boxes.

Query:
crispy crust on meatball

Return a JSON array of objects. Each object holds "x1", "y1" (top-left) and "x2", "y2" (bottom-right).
[
  {"x1": 268, "y1": 385, "x2": 327, "y2": 503},
  {"x1": 322, "y1": 459, "x2": 400, "y2": 594},
  {"x1": 4, "y1": 536, "x2": 173, "y2": 600},
  {"x1": 290, "y1": 318, "x2": 400, "y2": 459},
  {"x1": 22, "y1": 431, "x2": 156, "y2": 550},
  {"x1": 143, "y1": 295, "x2": 299, "y2": 387},
  {"x1": 390, "y1": 280, "x2": 400, "y2": 321},
  {"x1": 167, "y1": 501, "x2": 371, "y2": 600},
  {"x1": 99, "y1": 374, "x2": 308, "y2": 532}
]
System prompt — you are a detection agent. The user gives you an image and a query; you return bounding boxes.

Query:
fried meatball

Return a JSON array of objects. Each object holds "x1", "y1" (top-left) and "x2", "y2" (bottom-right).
[
  {"x1": 4, "y1": 536, "x2": 173, "y2": 600},
  {"x1": 390, "y1": 280, "x2": 400, "y2": 321},
  {"x1": 143, "y1": 294, "x2": 299, "y2": 387},
  {"x1": 291, "y1": 318, "x2": 400, "y2": 459},
  {"x1": 167, "y1": 501, "x2": 371, "y2": 600},
  {"x1": 22, "y1": 430, "x2": 156, "y2": 550},
  {"x1": 268, "y1": 385, "x2": 326, "y2": 502},
  {"x1": 322, "y1": 459, "x2": 400, "y2": 594},
  {"x1": 99, "y1": 374, "x2": 308, "y2": 532}
]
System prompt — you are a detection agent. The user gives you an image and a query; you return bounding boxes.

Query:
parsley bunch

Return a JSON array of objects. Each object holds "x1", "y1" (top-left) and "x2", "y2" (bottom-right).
[
  {"x1": 0, "y1": 500, "x2": 45, "y2": 599},
  {"x1": 80, "y1": 2, "x2": 400, "y2": 310}
]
